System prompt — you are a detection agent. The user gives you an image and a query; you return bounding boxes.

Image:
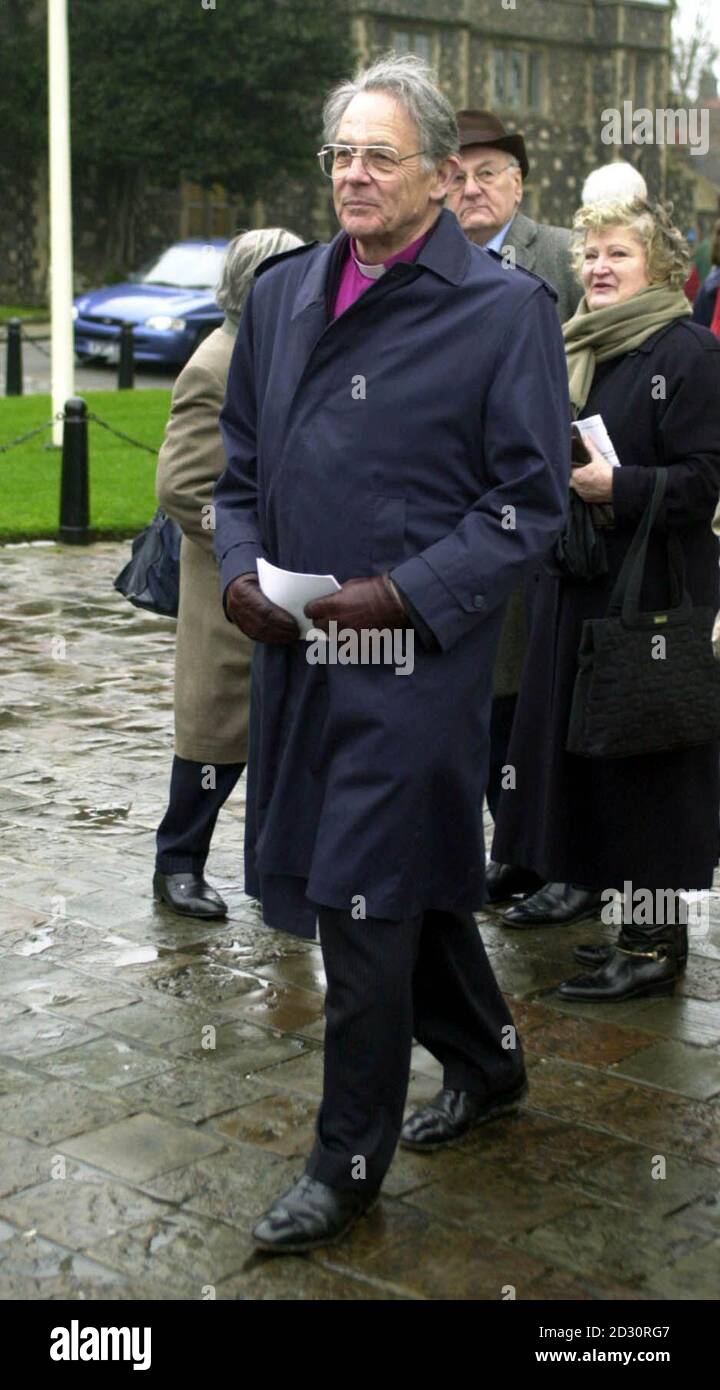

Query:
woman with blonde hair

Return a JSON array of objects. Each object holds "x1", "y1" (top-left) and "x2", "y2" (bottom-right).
[{"x1": 492, "y1": 198, "x2": 720, "y2": 1000}]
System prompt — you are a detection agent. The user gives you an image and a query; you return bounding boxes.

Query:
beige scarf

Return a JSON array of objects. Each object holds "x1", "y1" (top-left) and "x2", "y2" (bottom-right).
[{"x1": 562, "y1": 285, "x2": 691, "y2": 412}]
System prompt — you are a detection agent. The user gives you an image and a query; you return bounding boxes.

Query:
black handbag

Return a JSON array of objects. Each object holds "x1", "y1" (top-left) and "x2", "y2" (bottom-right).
[
  {"x1": 113, "y1": 507, "x2": 181, "y2": 617},
  {"x1": 566, "y1": 469, "x2": 720, "y2": 758}
]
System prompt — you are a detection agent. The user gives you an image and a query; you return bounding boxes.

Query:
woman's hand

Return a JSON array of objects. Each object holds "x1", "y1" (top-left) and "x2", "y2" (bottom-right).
[{"x1": 569, "y1": 433, "x2": 615, "y2": 503}]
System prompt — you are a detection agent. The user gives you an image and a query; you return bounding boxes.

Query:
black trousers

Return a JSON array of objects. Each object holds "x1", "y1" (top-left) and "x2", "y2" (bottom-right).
[
  {"x1": 304, "y1": 906, "x2": 524, "y2": 1194},
  {"x1": 155, "y1": 755, "x2": 245, "y2": 874},
  {"x1": 486, "y1": 693, "x2": 518, "y2": 821}
]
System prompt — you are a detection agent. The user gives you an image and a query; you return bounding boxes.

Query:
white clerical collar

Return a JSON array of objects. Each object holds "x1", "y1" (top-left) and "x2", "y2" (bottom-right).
[{"x1": 352, "y1": 242, "x2": 386, "y2": 279}]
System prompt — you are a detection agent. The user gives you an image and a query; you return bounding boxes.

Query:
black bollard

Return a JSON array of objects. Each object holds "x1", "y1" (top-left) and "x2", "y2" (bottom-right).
[
  {"x1": 5, "y1": 317, "x2": 23, "y2": 396},
  {"x1": 59, "y1": 398, "x2": 90, "y2": 544},
  {"x1": 118, "y1": 322, "x2": 134, "y2": 389}
]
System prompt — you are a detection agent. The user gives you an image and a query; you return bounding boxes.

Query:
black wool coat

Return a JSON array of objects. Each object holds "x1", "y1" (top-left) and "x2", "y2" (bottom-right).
[{"x1": 493, "y1": 318, "x2": 720, "y2": 890}]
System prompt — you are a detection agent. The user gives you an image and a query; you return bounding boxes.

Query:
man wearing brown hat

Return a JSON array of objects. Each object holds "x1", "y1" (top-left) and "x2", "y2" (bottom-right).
[
  {"x1": 448, "y1": 111, "x2": 580, "y2": 904},
  {"x1": 448, "y1": 110, "x2": 580, "y2": 321}
]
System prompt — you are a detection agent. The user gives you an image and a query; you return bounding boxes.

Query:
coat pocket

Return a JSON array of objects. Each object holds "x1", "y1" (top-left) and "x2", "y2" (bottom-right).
[{"x1": 370, "y1": 495, "x2": 407, "y2": 571}]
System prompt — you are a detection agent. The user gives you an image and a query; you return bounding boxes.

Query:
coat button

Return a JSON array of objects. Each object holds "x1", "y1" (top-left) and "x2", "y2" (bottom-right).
[{"x1": 473, "y1": 594, "x2": 485, "y2": 609}]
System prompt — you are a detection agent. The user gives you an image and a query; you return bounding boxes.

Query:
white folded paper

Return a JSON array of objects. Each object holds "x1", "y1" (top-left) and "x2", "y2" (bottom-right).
[
  {"x1": 257, "y1": 558, "x2": 341, "y2": 639},
  {"x1": 578, "y1": 414, "x2": 621, "y2": 468}
]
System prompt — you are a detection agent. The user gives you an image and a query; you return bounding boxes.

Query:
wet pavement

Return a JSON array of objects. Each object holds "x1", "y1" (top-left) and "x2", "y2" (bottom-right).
[{"x1": 0, "y1": 540, "x2": 719, "y2": 1301}]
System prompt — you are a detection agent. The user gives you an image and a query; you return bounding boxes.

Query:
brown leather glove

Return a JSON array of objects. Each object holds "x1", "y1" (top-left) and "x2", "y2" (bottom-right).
[
  {"x1": 305, "y1": 574, "x2": 410, "y2": 634},
  {"x1": 225, "y1": 572, "x2": 299, "y2": 643}
]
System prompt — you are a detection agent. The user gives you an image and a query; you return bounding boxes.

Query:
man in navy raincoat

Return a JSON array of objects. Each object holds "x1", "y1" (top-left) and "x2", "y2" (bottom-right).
[{"x1": 214, "y1": 53, "x2": 570, "y2": 1252}]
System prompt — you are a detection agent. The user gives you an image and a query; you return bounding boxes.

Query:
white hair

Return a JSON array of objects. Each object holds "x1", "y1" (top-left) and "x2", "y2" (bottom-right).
[
  {"x1": 322, "y1": 51, "x2": 458, "y2": 171},
  {"x1": 582, "y1": 162, "x2": 648, "y2": 206},
  {"x1": 215, "y1": 228, "x2": 303, "y2": 316}
]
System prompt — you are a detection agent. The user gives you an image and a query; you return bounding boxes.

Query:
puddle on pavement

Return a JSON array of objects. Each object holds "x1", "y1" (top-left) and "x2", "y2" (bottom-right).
[
  {"x1": 210, "y1": 939, "x2": 264, "y2": 960},
  {"x1": 12, "y1": 601, "x2": 60, "y2": 616},
  {"x1": 85, "y1": 943, "x2": 161, "y2": 966},
  {"x1": 153, "y1": 959, "x2": 265, "y2": 1003},
  {"x1": 72, "y1": 805, "x2": 131, "y2": 825},
  {"x1": 15, "y1": 927, "x2": 56, "y2": 957}
]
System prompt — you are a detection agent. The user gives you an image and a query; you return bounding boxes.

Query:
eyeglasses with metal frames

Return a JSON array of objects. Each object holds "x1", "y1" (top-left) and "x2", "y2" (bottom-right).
[
  {"x1": 450, "y1": 161, "x2": 517, "y2": 191},
  {"x1": 317, "y1": 143, "x2": 431, "y2": 179}
]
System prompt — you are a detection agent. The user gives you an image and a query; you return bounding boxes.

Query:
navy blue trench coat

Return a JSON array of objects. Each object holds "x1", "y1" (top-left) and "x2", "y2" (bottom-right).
[{"x1": 213, "y1": 209, "x2": 571, "y2": 938}]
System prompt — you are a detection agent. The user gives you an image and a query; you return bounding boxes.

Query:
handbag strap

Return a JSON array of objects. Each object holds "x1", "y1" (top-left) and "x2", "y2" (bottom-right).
[{"x1": 607, "y1": 469, "x2": 690, "y2": 622}]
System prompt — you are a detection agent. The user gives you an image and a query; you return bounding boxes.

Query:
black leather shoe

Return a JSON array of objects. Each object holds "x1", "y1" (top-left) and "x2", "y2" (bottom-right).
[
  {"x1": 575, "y1": 924, "x2": 688, "y2": 970},
  {"x1": 400, "y1": 1075, "x2": 528, "y2": 1152},
  {"x1": 485, "y1": 861, "x2": 544, "y2": 904},
  {"x1": 153, "y1": 870, "x2": 227, "y2": 920},
  {"x1": 252, "y1": 1175, "x2": 379, "y2": 1253},
  {"x1": 558, "y1": 941, "x2": 679, "y2": 1002},
  {"x1": 503, "y1": 882, "x2": 603, "y2": 928}
]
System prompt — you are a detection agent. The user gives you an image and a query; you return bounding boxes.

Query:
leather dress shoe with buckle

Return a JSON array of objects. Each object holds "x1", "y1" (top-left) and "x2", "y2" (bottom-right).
[
  {"x1": 252, "y1": 1175, "x2": 379, "y2": 1253},
  {"x1": 503, "y1": 882, "x2": 603, "y2": 928},
  {"x1": 574, "y1": 922, "x2": 688, "y2": 971},
  {"x1": 153, "y1": 870, "x2": 227, "y2": 920},
  {"x1": 485, "y1": 860, "x2": 544, "y2": 904},
  {"x1": 558, "y1": 933, "x2": 681, "y2": 1002},
  {"x1": 400, "y1": 1074, "x2": 528, "y2": 1152}
]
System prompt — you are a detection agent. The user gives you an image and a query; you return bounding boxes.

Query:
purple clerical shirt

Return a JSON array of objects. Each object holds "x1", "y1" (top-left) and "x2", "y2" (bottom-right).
[{"x1": 331, "y1": 227, "x2": 433, "y2": 319}]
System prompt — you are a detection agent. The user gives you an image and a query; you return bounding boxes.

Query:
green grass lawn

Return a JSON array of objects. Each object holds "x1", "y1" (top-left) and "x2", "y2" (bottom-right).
[
  {"x1": 0, "y1": 305, "x2": 48, "y2": 323},
  {"x1": 0, "y1": 390, "x2": 171, "y2": 540}
]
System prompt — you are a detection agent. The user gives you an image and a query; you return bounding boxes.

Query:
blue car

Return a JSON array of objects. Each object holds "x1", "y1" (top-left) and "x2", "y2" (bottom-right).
[{"x1": 73, "y1": 238, "x2": 229, "y2": 367}]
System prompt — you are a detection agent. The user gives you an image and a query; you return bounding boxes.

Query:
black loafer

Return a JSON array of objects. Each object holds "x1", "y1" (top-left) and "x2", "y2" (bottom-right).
[
  {"x1": 252, "y1": 1175, "x2": 379, "y2": 1253},
  {"x1": 400, "y1": 1075, "x2": 528, "y2": 1152},
  {"x1": 503, "y1": 882, "x2": 603, "y2": 928},
  {"x1": 558, "y1": 944, "x2": 679, "y2": 1002},
  {"x1": 485, "y1": 861, "x2": 544, "y2": 904},
  {"x1": 153, "y1": 870, "x2": 227, "y2": 920}
]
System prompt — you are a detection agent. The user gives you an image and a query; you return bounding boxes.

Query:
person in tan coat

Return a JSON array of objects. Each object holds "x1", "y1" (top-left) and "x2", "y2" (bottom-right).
[{"x1": 154, "y1": 227, "x2": 302, "y2": 918}]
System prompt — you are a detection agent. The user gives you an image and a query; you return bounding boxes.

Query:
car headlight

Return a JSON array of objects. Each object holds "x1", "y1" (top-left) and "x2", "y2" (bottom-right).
[
  {"x1": 145, "y1": 314, "x2": 186, "y2": 332},
  {"x1": 72, "y1": 306, "x2": 79, "y2": 320}
]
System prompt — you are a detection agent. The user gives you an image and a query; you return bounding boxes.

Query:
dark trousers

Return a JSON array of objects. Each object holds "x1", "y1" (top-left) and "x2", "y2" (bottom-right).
[
  {"x1": 304, "y1": 906, "x2": 524, "y2": 1194},
  {"x1": 155, "y1": 755, "x2": 245, "y2": 874},
  {"x1": 486, "y1": 693, "x2": 518, "y2": 820}
]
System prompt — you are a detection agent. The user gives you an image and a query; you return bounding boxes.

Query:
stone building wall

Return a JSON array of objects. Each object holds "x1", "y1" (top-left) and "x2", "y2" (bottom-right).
[
  {"x1": 258, "y1": 0, "x2": 676, "y2": 242},
  {"x1": 2, "y1": 0, "x2": 706, "y2": 303}
]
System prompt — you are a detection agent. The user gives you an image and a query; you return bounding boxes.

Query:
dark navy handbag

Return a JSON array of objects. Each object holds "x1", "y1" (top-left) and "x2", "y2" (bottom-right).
[{"x1": 113, "y1": 507, "x2": 181, "y2": 617}]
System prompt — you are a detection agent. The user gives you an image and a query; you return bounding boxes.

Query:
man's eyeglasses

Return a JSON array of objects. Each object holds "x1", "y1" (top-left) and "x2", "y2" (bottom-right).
[
  {"x1": 450, "y1": 162, "x2": 517, "y2": 191},
  {"x1": 317, "y1": 144, "x2": 429, "y2": 179}
]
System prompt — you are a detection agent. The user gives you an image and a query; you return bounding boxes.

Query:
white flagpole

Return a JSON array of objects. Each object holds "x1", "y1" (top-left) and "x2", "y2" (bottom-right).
[{"x1": 48, "y1": 0, "x2": 75, "y2": 447}]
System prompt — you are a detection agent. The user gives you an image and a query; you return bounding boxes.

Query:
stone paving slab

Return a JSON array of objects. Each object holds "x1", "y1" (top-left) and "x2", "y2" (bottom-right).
[
  {"x1": 84, "y1": 1212, "x2": 257, "y2": 1299},
  {"x1": 1, "y1": 541, "x2": 719, "y2": 1300},
  {"x1": 507, "y1": 1203, "x2": 717, "y2": 1292},
  {"x1": 0, "y1": 1079, "x2": 133, "y2": 1146},
  {"x1": 0, "y1": 1168, "x2": 174, "y2": 1249},
  {"x1": 0, "y1": 1221, "x2": 172, "y2": 1301},
  {"x1": 611, "y1": 1039, "x2": 720, "y2": 1100},
  {"x1": 58, "y1": 1112, "x2": 226, "y2": 1183}
]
